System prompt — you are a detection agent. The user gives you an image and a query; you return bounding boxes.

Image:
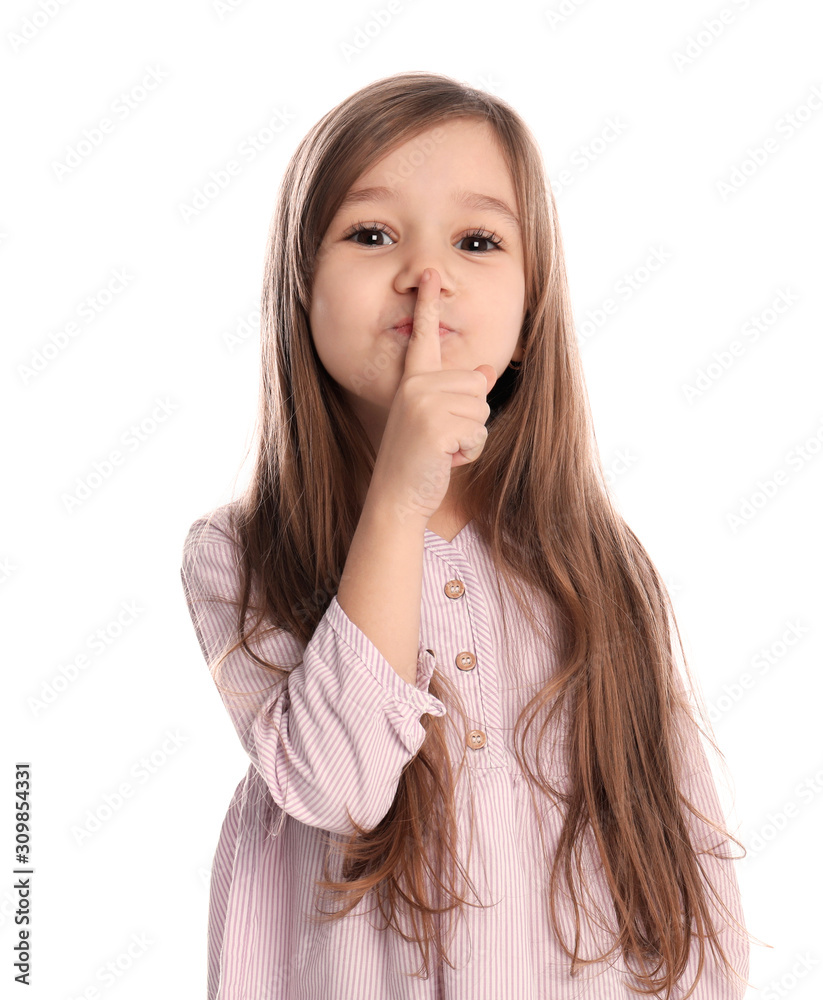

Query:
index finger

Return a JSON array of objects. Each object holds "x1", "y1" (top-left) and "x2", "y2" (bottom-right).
[{"x1": 402, "y1": 267, "x2": 442, "y2": 378}]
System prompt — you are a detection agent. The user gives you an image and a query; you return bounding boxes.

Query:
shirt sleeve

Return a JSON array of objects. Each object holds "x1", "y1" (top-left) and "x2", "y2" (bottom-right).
[
  {"x1": 676, "y1": 760, "x2": 751, "y2": 998},
  {"x1": 670, "y1": 669, "x2": 751, "y2": 997},
  {"x1": 180, "y1": 511, "x2": 447, "y2": 837}
]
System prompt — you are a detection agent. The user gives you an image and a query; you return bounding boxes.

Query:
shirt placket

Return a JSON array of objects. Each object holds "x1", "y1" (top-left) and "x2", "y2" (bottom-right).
[{"x1": 422, "y1": 540, "x2": 506, "y2": 770}]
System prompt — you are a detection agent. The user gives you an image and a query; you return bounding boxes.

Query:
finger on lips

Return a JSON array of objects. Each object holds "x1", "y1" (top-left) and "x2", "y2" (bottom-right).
[{"x1": 404, "y1": 267, "x2": 442, "y2": 378}]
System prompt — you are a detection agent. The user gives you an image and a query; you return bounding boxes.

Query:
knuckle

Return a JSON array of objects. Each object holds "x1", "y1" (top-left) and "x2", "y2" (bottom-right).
[{"x1": 400, "y1": 373, "x2": 422, "y2": 397}]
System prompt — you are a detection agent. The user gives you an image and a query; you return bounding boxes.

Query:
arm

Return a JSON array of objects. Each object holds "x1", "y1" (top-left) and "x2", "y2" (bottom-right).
[
  {"x1": 336, "y1": 490, "x2": 428, "y2": 687},
  {"x1": 180, "y1": 510, "x2": 446, "y2": 837}
]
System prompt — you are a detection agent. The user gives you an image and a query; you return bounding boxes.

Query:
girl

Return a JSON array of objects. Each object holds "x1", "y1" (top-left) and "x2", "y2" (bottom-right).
[{"x1": 181, "y1": 72, "x2": 757, "y2": 999}]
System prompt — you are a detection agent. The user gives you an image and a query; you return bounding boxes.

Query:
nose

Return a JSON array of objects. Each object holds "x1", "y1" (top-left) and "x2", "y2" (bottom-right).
[
  {"x1": 392, "y1": 222, "x2": 454, "y2": 294},
  {"x1": 393, "y1": 238, "x2": 454, "y2": 296}
]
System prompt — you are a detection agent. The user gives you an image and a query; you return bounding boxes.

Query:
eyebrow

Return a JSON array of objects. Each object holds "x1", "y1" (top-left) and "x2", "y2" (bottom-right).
[{"x1": 337, "y1": 185, "x2": 521, "y2": 231}]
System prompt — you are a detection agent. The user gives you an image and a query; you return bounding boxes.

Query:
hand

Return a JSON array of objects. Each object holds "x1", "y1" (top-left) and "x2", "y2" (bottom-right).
[{"x1": 369, "y1": 267, "x2": 497, "y2": 525}]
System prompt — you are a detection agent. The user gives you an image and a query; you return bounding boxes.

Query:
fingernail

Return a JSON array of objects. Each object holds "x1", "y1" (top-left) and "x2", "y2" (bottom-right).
[{"x1": 421, "y1": 268, "x2": 430, "y2": 283}]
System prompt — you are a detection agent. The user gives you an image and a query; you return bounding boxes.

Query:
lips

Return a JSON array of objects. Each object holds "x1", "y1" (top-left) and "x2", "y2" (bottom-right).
[{"x1": 391, "y1": 321, "x2": 456, "y2": 336}]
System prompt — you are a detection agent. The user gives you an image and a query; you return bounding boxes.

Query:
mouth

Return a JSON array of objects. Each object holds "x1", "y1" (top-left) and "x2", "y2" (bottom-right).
[{"x1": 391, "y1": 322, "x2": 456, "y2": 337}]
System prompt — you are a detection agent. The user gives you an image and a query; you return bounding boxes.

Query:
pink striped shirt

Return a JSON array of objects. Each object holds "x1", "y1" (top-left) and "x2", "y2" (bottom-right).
[{"x1": 180, "y1": 504, "x2": 750, "y2": 999}]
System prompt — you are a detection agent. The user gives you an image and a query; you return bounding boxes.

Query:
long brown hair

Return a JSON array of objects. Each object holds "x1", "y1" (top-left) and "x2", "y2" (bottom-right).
[{"x1": 205, "y1": 71, "x2": 760, "y2": 997}]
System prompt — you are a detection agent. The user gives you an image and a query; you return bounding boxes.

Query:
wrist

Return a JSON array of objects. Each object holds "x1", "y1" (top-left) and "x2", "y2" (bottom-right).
[{"x1": 361, "y1": 481, "x2": 430, "y2": 535}]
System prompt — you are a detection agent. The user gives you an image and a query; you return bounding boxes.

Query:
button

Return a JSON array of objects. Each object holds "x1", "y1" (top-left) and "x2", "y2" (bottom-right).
[
  {"x1": 455, "y1": 651, "x2": 476, "y2": 671},
  {"x1": 444, "y1": 579, "x2": 465, "y2": 599},
  {"x1": 467, "y1": 730, "x2": 486, "y2": 750}
]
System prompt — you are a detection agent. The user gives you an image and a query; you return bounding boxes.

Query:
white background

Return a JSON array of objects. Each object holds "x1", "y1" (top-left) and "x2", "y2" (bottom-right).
[{"x1": 3, "y1": 0, "x2": 821, "y2": 997}]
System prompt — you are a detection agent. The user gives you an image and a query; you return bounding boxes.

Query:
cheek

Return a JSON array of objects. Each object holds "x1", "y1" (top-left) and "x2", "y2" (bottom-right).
[
  {"x1": 312, "y1": 318, "x2": 362, "y2": 385},
  {"x1": 503, "y1": 270, "x2": 526, "y2": 310},
  {"x1": 310, "y1": 274, "x2": 359, "y2": 333},
  {"x1": 307, "y1": 280, "x2": 329, "y2": 330}
]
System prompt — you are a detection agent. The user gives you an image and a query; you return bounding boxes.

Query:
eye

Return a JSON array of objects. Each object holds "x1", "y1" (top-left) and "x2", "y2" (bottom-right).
[
  {"x1": 457, "y1": 229, "x2": 504, "y2": 254},
  {"x1": 342, "y1": 221, "x2": 504, "y2": 254},
  {"x1": 344, "y1": 221, "x2": 393, "y2": 247}
]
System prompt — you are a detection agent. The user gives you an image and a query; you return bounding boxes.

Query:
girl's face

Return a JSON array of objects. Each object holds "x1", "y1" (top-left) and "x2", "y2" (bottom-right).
[{"x1": 308, "y1": 119, "x2": 526, "y2": 448}]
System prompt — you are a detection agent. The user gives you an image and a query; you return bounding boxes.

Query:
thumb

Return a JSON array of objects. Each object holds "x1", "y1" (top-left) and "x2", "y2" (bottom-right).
[{"x1": 474, "y1": 363, "x2": 498, "y2": 396}]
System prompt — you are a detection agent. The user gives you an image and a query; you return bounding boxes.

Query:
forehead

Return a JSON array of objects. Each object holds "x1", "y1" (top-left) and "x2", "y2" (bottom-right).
[{"x1": 337, "y1": 184, "x2": 521, "y2": 233}]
